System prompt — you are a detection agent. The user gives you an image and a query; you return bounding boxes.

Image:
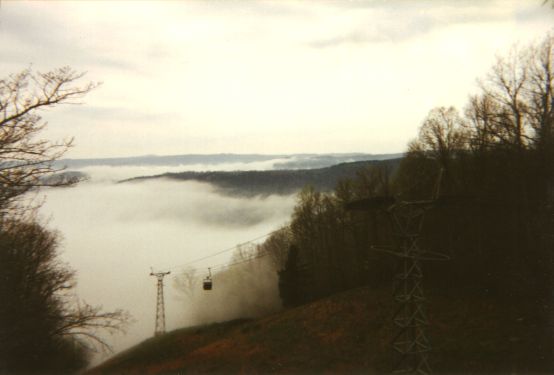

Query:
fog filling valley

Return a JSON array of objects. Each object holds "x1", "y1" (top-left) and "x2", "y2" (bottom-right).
[
  {"x1": 39, "y1": 162, "x2": 297, "y2": 364},
  {"x1": 71, "y1": 157, "x2": 297, "y2": 183}
]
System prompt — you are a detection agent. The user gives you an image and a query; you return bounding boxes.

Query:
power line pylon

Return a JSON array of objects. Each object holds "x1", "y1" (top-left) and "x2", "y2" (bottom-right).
[
  {"x1": 346, "y1": 197, "x2": 449, "y2": 375},
  {"x1": 375, "y1": 201, "x2": 445, "y2": 374},
  {"x1": 150, "y1": 269, "x2": 170, "y2": 336}
]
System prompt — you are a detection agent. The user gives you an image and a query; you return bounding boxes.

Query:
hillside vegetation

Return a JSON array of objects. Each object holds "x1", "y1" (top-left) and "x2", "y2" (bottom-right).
[{"x1": 89, "y1": 287, "x2": 551, "y2": 374}]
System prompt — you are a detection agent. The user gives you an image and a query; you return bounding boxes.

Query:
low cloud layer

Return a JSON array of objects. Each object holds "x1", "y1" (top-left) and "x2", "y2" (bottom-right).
[
  {"x1": 173, "y1": 256, "x2": 282, "y2": 329},
  {"x1": 73, "y1": 157, "x2": 294, "y2": 183},
  {"x1": 39, "y1": 165, "x2": 296, "y2": 365}
]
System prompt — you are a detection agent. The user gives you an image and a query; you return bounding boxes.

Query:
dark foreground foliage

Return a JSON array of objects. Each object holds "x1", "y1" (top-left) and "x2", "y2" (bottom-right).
[
  {"x1": 0, "y1": 218, "x2": 129, "y2": 374},
  {"x1": 278, "y1": 33, "x2": 553, "y2": 301},
  {"x1": 90, "y1": 287, "x2": 552, "y2": 374},
  {"x1": 273, "y1": 33, "x2": 554, "y2": 371}
]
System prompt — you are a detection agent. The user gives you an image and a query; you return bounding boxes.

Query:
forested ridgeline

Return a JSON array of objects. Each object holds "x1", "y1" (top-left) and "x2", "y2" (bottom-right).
[{"x1": 121, "y1": 158, "x2": 402, "y2": 197}]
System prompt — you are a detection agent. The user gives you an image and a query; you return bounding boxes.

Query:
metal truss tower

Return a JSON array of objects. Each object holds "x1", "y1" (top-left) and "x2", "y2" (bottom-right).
[
  {"x1": 347, "y1": 197, "x2": 449, "y2": 375},
  {"x1": 150, "y1": 270, "x2": 170, "y2": 336},
  {"x1": 373, "y1": 201, "x2": 447, "y2": 374}
]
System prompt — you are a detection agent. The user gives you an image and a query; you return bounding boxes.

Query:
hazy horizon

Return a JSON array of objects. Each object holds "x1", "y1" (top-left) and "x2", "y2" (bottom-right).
[{"x1": 1, "y1": 1, "x2": 551, "y2": 158}]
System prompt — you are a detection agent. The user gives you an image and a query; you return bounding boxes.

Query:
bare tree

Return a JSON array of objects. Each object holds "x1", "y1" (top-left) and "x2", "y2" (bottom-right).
[
  {"x1": 352, "y1": 163, "x2": 394, "y2": 199},
  {"x1": 174, "y1": 267, "x2": 200, "y2": 301},
  {"x1": 53, "y1": 302, "x2": 130, "y2": 352},
  {"x1": 526, "y1": 34, "x2": 554, "y2": 150},
  {"x1": 0, "y1": 67, "x2": 98, "y2": 212},
  {"x1": 0, "y1": 68, "x2": 129, "y2": 373},
  {"x1": 413, "y1": 106, "x2": 468, "y2": 161},
  {"x1": 409, "y1": 106, "x2": 468, "y2": 195},
  {"x1": 465, "y1": 94, "x2": 504, "y2": 151},
  {"x1": 466, "y1": 35, "x2": 553, "y2": 153},
  {"x1": 259, "y1": 227, "x2": 292, "y2": 271},
  {"x1": 478, "y1": 47, "x2": 533, "y2": 150},
  {"x1": 231, "y1": 242, "x2": 258, "y2": 263},
  {"x1": 0, "y1": 218, "x2": 129, "y2": 373}
]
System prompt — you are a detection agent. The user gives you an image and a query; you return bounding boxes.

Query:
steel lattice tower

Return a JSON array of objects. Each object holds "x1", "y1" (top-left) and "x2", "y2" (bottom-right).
[
  {"x1": 150, "y1": 270, "x2": 170, "y2": 336},
  {"x1": 347, "y1": 197, "x2": 449, "y2": 375},
  {"x1": 373, "y1": 201, "x2": 444, "y2": 374}
]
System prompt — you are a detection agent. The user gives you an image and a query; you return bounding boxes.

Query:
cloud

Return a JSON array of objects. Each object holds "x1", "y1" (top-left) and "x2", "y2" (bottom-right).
[
  {"x1": 188, "y1": 1, "x2": 313, "y2": 19},
  {"x1": 59, "y1": 105, "x2": 177, "y2": 125},
  {"x1": 2, "y1": 0, "x2": 551, "y2": 160},
  {"x1": 307, "y1": 1, "x2": 536, "y2": 48},
  {"x1": 515, "y1": 3, "x2": 554, "y2": 23},
  {"x1": 309, "y1": 30, "x2": 377, "y2": 48},
  {"x1": 117, "y1": 179, "x2": 295, "y2": 228},
  {"x1": 173, "y1": 256, "x2": 281, "y2": 328},
  {"x1": 0, "y1": 3, "x2": 137, "y2": 72},
  {"x1": 40, "y1": 171, "x2": 296, "y2": 364},
  {"x1": 64, "y1": 157, "x2": 295, "y2": 182}
]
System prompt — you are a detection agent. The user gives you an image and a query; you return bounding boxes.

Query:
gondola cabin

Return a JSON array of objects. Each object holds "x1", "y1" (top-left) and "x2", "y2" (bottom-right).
[
  {"x1": 203, "y1": 268, "x2": 213, "y2": 290},
  {"x1": 203, "y1": 277, "x2": 212, "y2": 290}
]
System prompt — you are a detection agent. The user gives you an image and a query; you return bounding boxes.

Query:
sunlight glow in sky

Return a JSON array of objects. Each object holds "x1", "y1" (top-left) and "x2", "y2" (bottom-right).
[{"x1": 0, "y1": 0, "x2": 552, "y2": 158}]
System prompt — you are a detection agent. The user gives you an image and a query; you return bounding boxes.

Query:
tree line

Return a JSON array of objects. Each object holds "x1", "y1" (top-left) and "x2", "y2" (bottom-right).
[
  {"x1": 261, "y1": 33, "x2": 554, "y2": 324},
  {"x1": 174, "y1": 33, "x2": 553, "y2": 318}
]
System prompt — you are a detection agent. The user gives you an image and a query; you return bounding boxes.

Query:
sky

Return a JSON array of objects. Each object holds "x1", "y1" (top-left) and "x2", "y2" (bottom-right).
[{"x1": 0, "y1": 0, "x2": 552, "y2": 158}]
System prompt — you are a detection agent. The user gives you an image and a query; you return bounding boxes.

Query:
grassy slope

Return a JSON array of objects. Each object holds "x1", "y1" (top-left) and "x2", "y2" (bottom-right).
[{"x1": 89, "y1": 287, "x2": 552, "y2": 374}]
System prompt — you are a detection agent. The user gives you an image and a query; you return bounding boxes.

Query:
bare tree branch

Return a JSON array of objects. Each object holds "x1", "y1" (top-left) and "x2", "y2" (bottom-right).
[{"x1": 0, "y1": 67, "x2": 99, "y2": 213}]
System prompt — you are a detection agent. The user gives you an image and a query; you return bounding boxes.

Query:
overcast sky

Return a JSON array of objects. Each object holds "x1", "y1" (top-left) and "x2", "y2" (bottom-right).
[{"x1": 0, "y1": 1, "x2": 552, "y2": 158}]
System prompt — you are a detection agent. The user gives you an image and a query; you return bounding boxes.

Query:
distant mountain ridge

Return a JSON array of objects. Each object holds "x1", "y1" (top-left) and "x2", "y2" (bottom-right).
[
  {"x1": 121, "y1": 159, "x2": 401, "y2": 197},
  {"x1": 56, "y1": 153, "x2": 403, "y2": 170}
]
